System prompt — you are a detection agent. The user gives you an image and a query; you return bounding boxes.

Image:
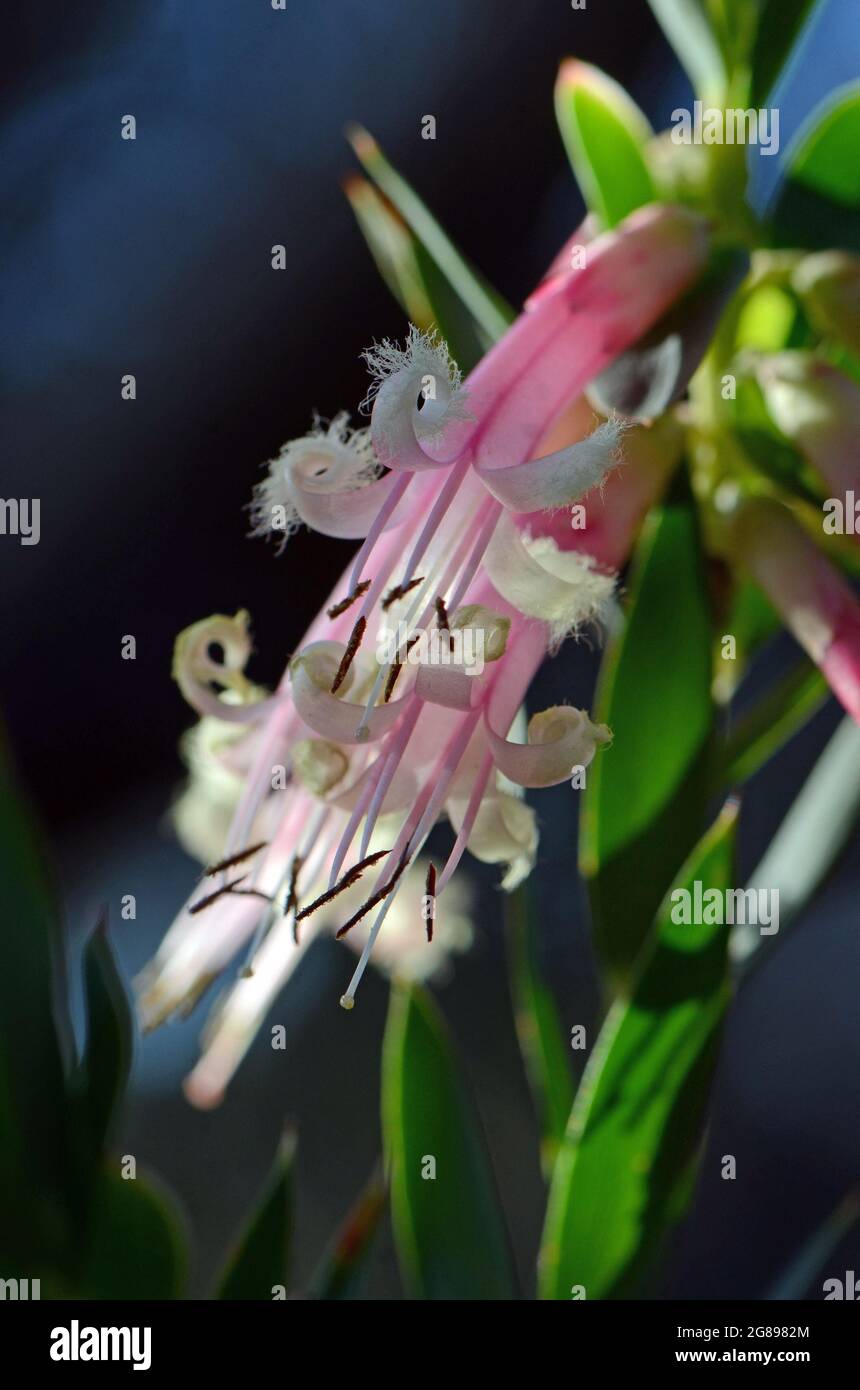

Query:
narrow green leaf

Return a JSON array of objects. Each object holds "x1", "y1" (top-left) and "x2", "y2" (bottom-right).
[
  {"x1": 309, "y1": 1165, "x2": 386, "y2": 1300},
  {"x1": 77, "y1": 1167, "x2": 187, "y2": 1300},
  {"x1": 343, "y1": 175, "x2": 490, "y2": 370},
  {"x1": 540, "y1": 802, "x2": 738, "y2": 1300},
  {"x1": 0, "y1": 729, "x2": 76, "y2": 1264},
  {"x1": 749, "y1": 0, "x2": 817, "y2": 107},
  {"x1": 581, "y1": 470, "x2": 714, "y2": 983},
  {"x1": 77, "y1": 910, "x2": 133, "y2": 1161},
  {"x1": 733, "y1": 716, "x2": 860, "y2": 967},
  {"x1": 647, "y1": 0, "x2": 726, "y2": 102},
  {"x1": 719, "y1": 661, "x2": 829, "y2": 787},
  {"x1": 771, "y1": 85, "x2": 860, "y2": 252},
  {"x1": 382, "y1": 983, "x2": 517, "y2": 1299},
  {"x1": 506, "y1": 889, "x2": 574, "y2": 1176},
  {"x1": 554, "y1": 61, "x2": 655, "y2": 229},
  {"x1": 216, "y1": 1128, "x2": 297, "y2": 1299},
  {"x1": 347, "y1": 125, "x2": 515, "y2": 348},
  {"x1": 767, "y1": 1192, "x2": 860, "y2": 1299}
]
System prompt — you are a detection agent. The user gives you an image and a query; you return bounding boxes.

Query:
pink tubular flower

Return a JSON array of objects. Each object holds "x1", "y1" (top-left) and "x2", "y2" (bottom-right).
[
  {"x1": 137, "y1": 204, "x2": 709, "y2": 1107},
  {"x1": 732, "y1": 496, "x2": 860, "y2": 723}
]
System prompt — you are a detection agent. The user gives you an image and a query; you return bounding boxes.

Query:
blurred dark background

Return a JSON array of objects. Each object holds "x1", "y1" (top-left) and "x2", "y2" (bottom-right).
[{"x1": 3, "y1": 0, "x2": 860, "y2": 1298}]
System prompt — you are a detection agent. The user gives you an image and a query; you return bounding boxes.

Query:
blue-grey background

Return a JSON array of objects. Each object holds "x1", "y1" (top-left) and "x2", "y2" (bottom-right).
[{"x1": 2, "y1": 0, "x2": 859, "y2": 1297}]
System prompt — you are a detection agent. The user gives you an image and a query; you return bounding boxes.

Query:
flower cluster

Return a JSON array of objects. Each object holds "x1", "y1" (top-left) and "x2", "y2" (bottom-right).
[{"x1": 138, "y1": 204, "x2": 711, "y2": 1106}]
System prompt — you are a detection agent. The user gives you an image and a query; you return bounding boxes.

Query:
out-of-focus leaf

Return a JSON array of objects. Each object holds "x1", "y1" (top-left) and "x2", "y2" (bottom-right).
[
  {"x1": 647, "y1": 0, "x2": 725, "y2": 102},
  {"x1": 347, "y1": 125, "x2": 514, "y2": 350},
  {"x1": 732, "y1": 716, "x2": 860, "y2": 967},
  {"x1": 0, "y1": 729, "x2": 76, "y2": 1265},
  {"x1": 77, "y1": 1167, "x2": 187, "y2": 1300},
  {"x1": 581, "y1": 470, "x2": 714, "y2": 983},
  {"x1": 771, "y1": 86, "x2": 860, "y2": 252},
  {"x1": 731, "y1": 373, "x2": 823, "y2": 504},
  {"x1": 506, "y1": 889, "x2": 574, "y2": 1177},
  {"x1": 554, "y1": 60, "x2": 655, "y2": 228},
  {"x1": 540, "y1": 802, "x2": 738, "y2": 1300},
  {"x1": 382, "y1": 982, "x2": 516, "y2": 1299},
  {"x1": 720, "y1": 661, "x2": 829, "y2": 787},
  {"x1": 767, "y1": 1192, "x2": 860, "y2": 1299},
  {"x1": 342, "y1": 176, "x2": 489, "y2": 370},
  {"x1": 77, "y1": 910, "x2": 133, "y2": 1163},
  {"x1": 749, "y1": 0, "x2": 817, "y2": 107},
  {"x1": 309, "y1": 1165, "x2": 386, "y2": 1300},
  {"x1": 216, "y1": 1128, "x2": 297, "y2": 1300},
  {"x1": 588, "y1": 247, "x2": 748, "y2": 419}
]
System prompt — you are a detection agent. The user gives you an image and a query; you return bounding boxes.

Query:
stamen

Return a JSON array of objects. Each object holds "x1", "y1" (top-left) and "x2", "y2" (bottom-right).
[
  {"x1": 295, "y1": 849, "x2": 389, "y2": 924},
  {"x1": 327, "y1": 580, "x2": 371, "y2": 620},
  {"x1": 348, "y1": 472, "x2": 414, "y2": 595},
  {"x1": 204, "y1": 841, "x2": 268, "y2": 877},
  {"x1": 230, "y1": 888, "x2": 276, "y2": 904},
  {"x1": 424, "y1": 862, "x2": 436, "y2": 942},
  {"x1": 434, "y1": 595, "x2": 453, "y2": 649},
  {"x1": 189, "y1": 874, "x2": 248, "y2": 915},
  {"x1": 335, "y1": 851, "x2": 410, "y2": 939},
  {"x1": 357, "y1": 698, "x2": 422, "y2": 860},
  {"x1": 381, "y1": 576, "x2": 424, "y2": 611},
  {"x1": 331, "y1": 615, "x2": 366, "y2": 694},
  {"x1": 383, "y1": 634, "x2": 419, "y2": 702}
]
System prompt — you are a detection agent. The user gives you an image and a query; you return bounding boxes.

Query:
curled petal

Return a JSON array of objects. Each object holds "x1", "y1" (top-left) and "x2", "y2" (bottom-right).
[
  {"x1": 362, "y1": 325, "x2": 473, "y2": 472},
  {"x1": 251, "y1": 412, "x2": 410, "y2": 542},
  {"x1": 486, "y1": 704, "x2": 612, "y2": 787},
  {"x1": 483, "y1": 511, "x2": 616, "y2": 645},
  {"x1": 172, "y1": 612, "x2": 282, "y2": 723},
  {"x1": 290, "y1": 641, "x2": 409, "y2": 743},
  {"x1": 414, "y1": 659, "x2": 489, "y2": 711},
  {"x1": 291, "y1": 737, "x2": 350, "y2": 796},
  {"x1": 450, "y1": 604, "x2": 510, "y2": 662},
  {"x1": 447, "y1": 790, "x2": 538, "y2": 891},
  {"x1": 475, "y1": 417, "x2": 625, "y2": 511}
]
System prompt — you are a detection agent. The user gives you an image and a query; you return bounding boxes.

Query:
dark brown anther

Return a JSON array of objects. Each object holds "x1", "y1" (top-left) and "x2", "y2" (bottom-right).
[
  {"x1": 230, "y1": 888, "x2": 276, "y2": 905},
  {"x1": 189, "y1": 874, "x2": 248, "y2": 915},
  {"x1": 295, "y1": 849, "x2": 389, "y2": 925},
  {"x1": 330, "y1": 615, "x2": 367, "y2": 693},
  {"x1": 424, "y1": 862, "x2": 436, "y2": 942},
  {"x1": 435, "y1": 595, "x2": 454, "y2": 649},
  {"x1": 383, "y1": 634, "x2": 419, "y2": 703},
  {"x1": 203, "y1": 841, "x2": 268, "y2": 877},
  {"x1": 327, "y1": 580, "x2": 371, "y2": 620},
  {"x1": 335, "y1": 850, "x2": 410, "y2": 939},
  {"x1": 381, "y1": 575, "x2": 424, "y2": 611}
]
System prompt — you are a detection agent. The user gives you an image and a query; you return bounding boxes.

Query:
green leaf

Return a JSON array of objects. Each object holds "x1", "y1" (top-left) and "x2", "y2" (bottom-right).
[
  {"x1": 309, "y1": 1165, "x2": 386, "y2": 1300},
  {"x1": 731, "y1": 373, "x2": 823, "y2": 505},
  {"x1": 347, "y1": 126, "x2": 515, "y2": 350},
  {"x1": 647, "y1": 0, "x2": 726, "y2": 101},
  {"x1": 382, "y1": 983, "x2": 517, "y2": 1299},
  {"x1": 0, "y1": 728, "x2": 76, "y2": 1265},
  {"x1": 77, "y1": 1167, "x2": 187, "y2": 1299},
  {"x1": 719, "y1": 661, "x2": 829, "y2": 786},
  {"x1": 749, "y1": 0, "x2": 817, "y2": 107},
  {"x1": 506, "y1": 889, "x2": 574, "y2": 1176},
  {"x1": 580, "y1": 470, "x2": 714, "y2": 983},
  {"x1": 216, "y1": 1128, "x2": 297, "y2": 1300},
  {"x1": 343, "y1": 174, "x2": 490, "y2": 371},
  {"x1": 554, "y1": 61, "x2": 655, "y2": 228},
  {"x1": 540, "y1": 802, "x2": 738, "y2": 1300},
  {"x1": 733, "y1": 716, "x2": 860, "y2": 967},
  {"x1": 771, "y1": 85, "x2": 860, "y2": 252},
  {"x1": 766, "y1": 1192, "x2": 860, "y2": 1299},
  {"x1": 76, "y1": 910, "x2": 133, "y2": 1163}
]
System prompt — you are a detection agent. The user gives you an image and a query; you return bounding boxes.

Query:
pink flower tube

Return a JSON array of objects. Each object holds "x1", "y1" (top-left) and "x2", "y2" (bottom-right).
[{"x1": 732, "y1": 496, "x2": 860, "y2": 724}]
